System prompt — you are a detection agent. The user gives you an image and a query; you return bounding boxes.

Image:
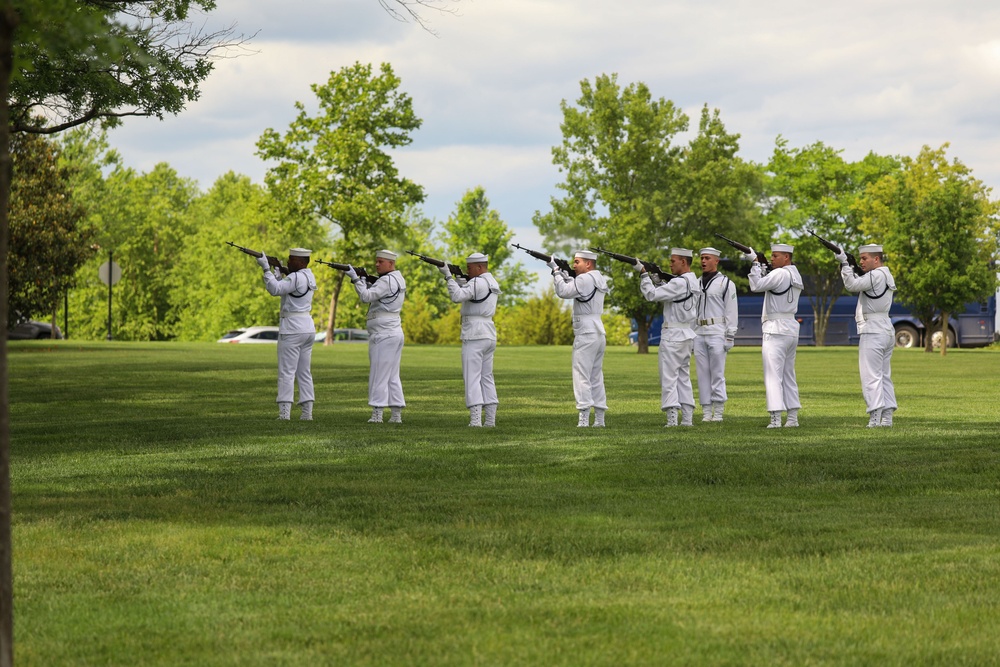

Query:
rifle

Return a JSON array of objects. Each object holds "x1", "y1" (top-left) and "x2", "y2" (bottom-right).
[
  {"x1": 405, "y1": 250, "x2": 469, "y2": 280},
  {"x1": 808, "y1": 230, "x2": 864, "y2": 276},
  {"x1": 713, "y1": 233, "x2": 772, "y2": 271},
  {"x1": 591, "y1": 247, "x2": 675, "y2": 282},
  {"x1": 226, "y1": 241, "x2": 288, "y2": 274},
  {"x1": 314, "y1": 259, "x2": 378, "y2": 285},
  {"x1": 511, "y1": 243, "x2": 574, "y2": 274}
]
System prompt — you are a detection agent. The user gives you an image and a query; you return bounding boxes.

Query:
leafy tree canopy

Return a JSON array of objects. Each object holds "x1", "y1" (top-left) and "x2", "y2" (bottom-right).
[
  {"x1": 9, "y1": 131, "x2": 91, "y2": 321},
  {"x1": 855, "y1": 144, "x2": 1000, "y2": 352},
  {"x1": 10, "y1": 0, "x2": 249, "y2": 134}
]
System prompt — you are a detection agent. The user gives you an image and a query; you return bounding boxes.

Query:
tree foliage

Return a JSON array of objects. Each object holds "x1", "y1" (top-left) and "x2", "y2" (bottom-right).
[
  {"x1": 495, "y1": 288, "x2": 573, "y2": 345},
  {"x1": 441, "y1": 187, "x2": 532, "y2": 306},
  {"x1": 256, "y1": 61, "x2": 425, "y2": 338},
  {"x1": 855, "y1": 144, "x2": 1000, "y2": 354},
  {"x1": 65, "y1": 157, "x2": 199, "y2": 340},
  {"x1": 535, "y1": 76, "x2": 763, "y2": 353},
  {"x1": 397, "y1": 190, "x2": 533, "y2": 344},
  {"x1": 8, "y1": 131, "x2": 91, "y2": 323},
  {"x1": 10, "y1": 0, "x2": 248, "y2": 135},
  {"x1": 766, "y1": 139, "x2": 901, "y2": 344},
  {"x1": 534, "y1": 74, "x2": 685, "y2": 354},
  {"x1": 168, "y1": 172, "x2": 328, "y2": 341},
  {"x1": 674, "y1": 106, "x2": 766, "y2": 249}
]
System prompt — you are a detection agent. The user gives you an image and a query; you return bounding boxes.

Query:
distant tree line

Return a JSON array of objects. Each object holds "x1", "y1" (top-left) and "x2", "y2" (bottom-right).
[
  {"x1": 11, "y1": 67, "x2": 999, "y2": 353},
  {"x1": 534, "y1": 73, "x2": 1000, "y2": 354}
]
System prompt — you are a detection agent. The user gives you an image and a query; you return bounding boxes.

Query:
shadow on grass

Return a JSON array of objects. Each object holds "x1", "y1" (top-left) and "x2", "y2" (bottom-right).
[{"x1": 14, "y1": 413, "x2": 1000, "y2": 564}]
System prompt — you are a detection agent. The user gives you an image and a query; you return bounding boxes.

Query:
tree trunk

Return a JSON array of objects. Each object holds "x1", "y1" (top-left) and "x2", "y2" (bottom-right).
[
  {"x1": 635, "y1": 312, "x2": 649, "y2": 355},
  {"x1": 324, "y1": 272, "x2": 346, "y2": 346},
  {"x1": 921, "y1": 310, "x2": 936, "y2": 352},
  {"x1": 0, "y1": 6, "x2": 18, "y2": 666},
  {"x1": 814, "y1": 307, "x2": 829, "y2": 347},
  {"x1": 940, "y1": 311, "x2": 949, "y2": 357}
]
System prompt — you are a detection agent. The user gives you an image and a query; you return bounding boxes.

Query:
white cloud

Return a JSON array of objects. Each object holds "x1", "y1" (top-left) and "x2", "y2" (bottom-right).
[{"x1": 107, "y1": 0, "x2": 1000, "y2": 239}]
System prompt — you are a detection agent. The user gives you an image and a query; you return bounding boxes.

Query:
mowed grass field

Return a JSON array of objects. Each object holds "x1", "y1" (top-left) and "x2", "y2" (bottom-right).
[{"x1": 8, "y1": 341, "x2": 1000, "y2": 666}]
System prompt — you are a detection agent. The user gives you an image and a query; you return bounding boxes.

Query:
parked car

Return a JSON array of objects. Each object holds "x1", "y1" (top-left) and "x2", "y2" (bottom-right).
[
  {"x1": 314, "y1": 328, "x2": 369, "y2": 344},
  {"x1": 8, "y1": 320, "x2": 62, "y2": 340},
  {"x1": 217, "y1": 326, "x2": 280, "y2": 343}
]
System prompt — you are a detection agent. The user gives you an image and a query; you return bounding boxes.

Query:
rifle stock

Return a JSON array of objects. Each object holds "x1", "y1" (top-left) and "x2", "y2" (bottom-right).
[
  {"x1": 591, "y1": 247, "x2": 675, "y2": 282},
  {"x1": 405, "y1": 250, "x2": 469, "y2": 280},
  {"x1": 315, "y1": 259, "x2": 378, "y2": 285},
  {"x1": 511, "y1": 243, "x2": 573, "y2": 274},
  {"x1": 713, "y1": 233, "x2": 772, "y2": 271},
  {"x1": 226, "y1": 241, "x2": 288, "y2": 274},
  {"x1": 807, "y1": 230, "x2": 864, "y2": 276}
]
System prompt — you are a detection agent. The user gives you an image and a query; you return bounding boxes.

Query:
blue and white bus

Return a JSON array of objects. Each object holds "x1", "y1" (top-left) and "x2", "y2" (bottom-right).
[{"x1": 631, "y1": 295, "x2": 998, "y2": 348}]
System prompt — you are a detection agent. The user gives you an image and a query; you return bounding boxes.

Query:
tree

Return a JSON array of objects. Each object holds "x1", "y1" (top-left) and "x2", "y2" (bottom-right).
[
  {"x1": 495, "y1": 288, "x2": 573, "y2": 345},
  {"x1": 1, "y1": 3, "x2": 246, "y2": 662},
  {"x1": 0, "y1": 3, "x2": 458, "y2": 661},
  {"x1": 390, "y1": 191, "x2": 534, "y2": 345},
  {"x1": 168, "y1": 172, "x2": 327, "y2": 341},
  {"x1": 441, "y1": 187, "x2": 532, "y2": 306},
  {"x1": 379, "y1": 0, "x2": 461, "y2": 33},
  {"x1": 766, "y1": 139, "x2": 900, "y2": 345},
  {"x1": 535, "y1": 78, "x2": 763, "y2": 353},
  {"x1": 65, "y1": 162, "x2": 199, "y2": 340},
  {"x1": 856, "y1": 144, "x2": 1000, "y2": 355},
  {"x1": 10, "y1": 1, "x2": 248, "y2": 136},
  {"x1": 673, "y1": 106, "x2": 766, "y2": 251},
  {"x1": 534, "y1": 74, "x2": 687, "y2": 354},
  {"x1": 256, "y1": 61, "x2": 425, "y2": 345},
  {"x1": 8, "y1": 131, "x2": 91, "y2": 327}
]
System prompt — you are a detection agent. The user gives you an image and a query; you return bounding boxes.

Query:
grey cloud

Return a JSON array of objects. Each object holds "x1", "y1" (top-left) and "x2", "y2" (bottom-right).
[{"x1": 106, "y1": 0, "x2": 1000, "y2": 242}]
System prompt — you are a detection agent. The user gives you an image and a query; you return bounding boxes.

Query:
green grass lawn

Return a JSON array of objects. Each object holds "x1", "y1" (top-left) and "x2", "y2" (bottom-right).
[{"x1": 8, "y1": 341, "x2": 1000, "y2": 666}]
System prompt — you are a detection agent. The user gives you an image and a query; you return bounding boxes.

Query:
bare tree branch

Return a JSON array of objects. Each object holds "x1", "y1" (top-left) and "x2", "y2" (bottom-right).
[{"x1": 378, "y1": 0, "x2": 462, "y2": 35}]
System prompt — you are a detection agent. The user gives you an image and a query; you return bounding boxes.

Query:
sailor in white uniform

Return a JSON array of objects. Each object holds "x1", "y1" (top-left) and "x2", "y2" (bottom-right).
[
  {"x1": 747, "y1": 243, "x2": 804, "y2": 428},
  {"x1": 440, "y1": 252, "x2": 502, "y2": 427},
  {"x1": 550, "y1": 249, "x2": 610, "y2": 427},
  {"x1": 836, "y1": 243, "x2": 898, "y2": 427},
  {"x1": 637, "y1": 248, "x2": 700, "y2": 427},
  {"x1": 693, "y1": 247, "x2": 739, "y2": 422},
  {"x1": 348, "y1": 250, "x2": 406, "y2": 424},
  {"x1": 257, "y1": 248, "x2": 317, "y2": 420}
]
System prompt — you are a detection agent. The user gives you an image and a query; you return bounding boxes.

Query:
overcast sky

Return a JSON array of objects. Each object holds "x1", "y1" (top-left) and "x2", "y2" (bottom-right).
[{"x1": 110, "y1": 0, "x2": 1000, "y2": 281}]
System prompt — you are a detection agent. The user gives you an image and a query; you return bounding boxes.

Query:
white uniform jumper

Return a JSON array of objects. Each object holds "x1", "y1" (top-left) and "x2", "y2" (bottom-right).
[
  {"x1": 749, "y1": 262, "x2": 804, "y2": 419},
  {"x1": 694, "y1": 271, "x2": 738, "y2": 416},
  {"x1": 354, "y1": 270, "x2": 406, "y2": 411},
  {"x1": 446, "y1": 273, "x2": 502, "y2": 422},
  {"x1": 640, "y1": 272, "x2": 700, "y2": 421},
  {"x1": 262, "y1": 267, "x2": 317, "y2": 411},
  {"x1": 842, "y1": 264, "x2": 897, "y2": 422},
  {"x1": 553, "y1": 269, "x2": 610, "y2": 422}
]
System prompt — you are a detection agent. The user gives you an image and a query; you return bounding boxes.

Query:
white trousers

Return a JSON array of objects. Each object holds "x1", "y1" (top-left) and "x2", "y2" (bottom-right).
[
  {"x1": 693, "y1": 334, "x2": 728, "y2": 405},
  {"x1": 659, "y1": 339, "x2": 694, "y2": 410},
  {"x1": 572, "y1": 334, "x2": 607, "y2": 411},
  {"x1": 277, "y1": 332, "x2": 315, "y2": 404},
  {"x1": 762, "y1": 332, "x2": 800, "y2": 412},
  {"x1": 368, "y1": 330, "x2": 405, "y2": 408},
  {"x1": 859, "y1": 332, "x2": 896, "y2": 413},
  {"x1": 462, "y1": 338, "x2": 498, "y2": 407}
]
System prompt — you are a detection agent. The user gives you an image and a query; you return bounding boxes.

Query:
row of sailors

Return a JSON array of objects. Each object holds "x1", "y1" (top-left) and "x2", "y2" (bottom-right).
[{"x1": 253, "y1": 244, "x2": 897, "y2": 430}]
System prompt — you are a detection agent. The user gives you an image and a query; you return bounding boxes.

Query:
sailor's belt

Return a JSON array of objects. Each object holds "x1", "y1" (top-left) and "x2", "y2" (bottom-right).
[
  {"x1": 280, "y1": 313, "x2": 312, "y2": 319},
  {"x1": 763, "y1": 312, "x2": 795, "y2": 321},
  {"x1": 698, "y1": 317, "x2": 722, "y2": 325},
  {"x1": 367, "y1": 311, "x2": 400, "y2": 320},
  {"x1": 462, "y1": 315, "x2": 492, "y2": 322},
  {"x1": 665, "y1": 323, "x2": 694, "y2": 329},
  {"x1": 573, "y1": 315, "x2": 602, "y2": 322},
  {"x1": 861, "y1": 313, "x2": 891, "y2": 321}
]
